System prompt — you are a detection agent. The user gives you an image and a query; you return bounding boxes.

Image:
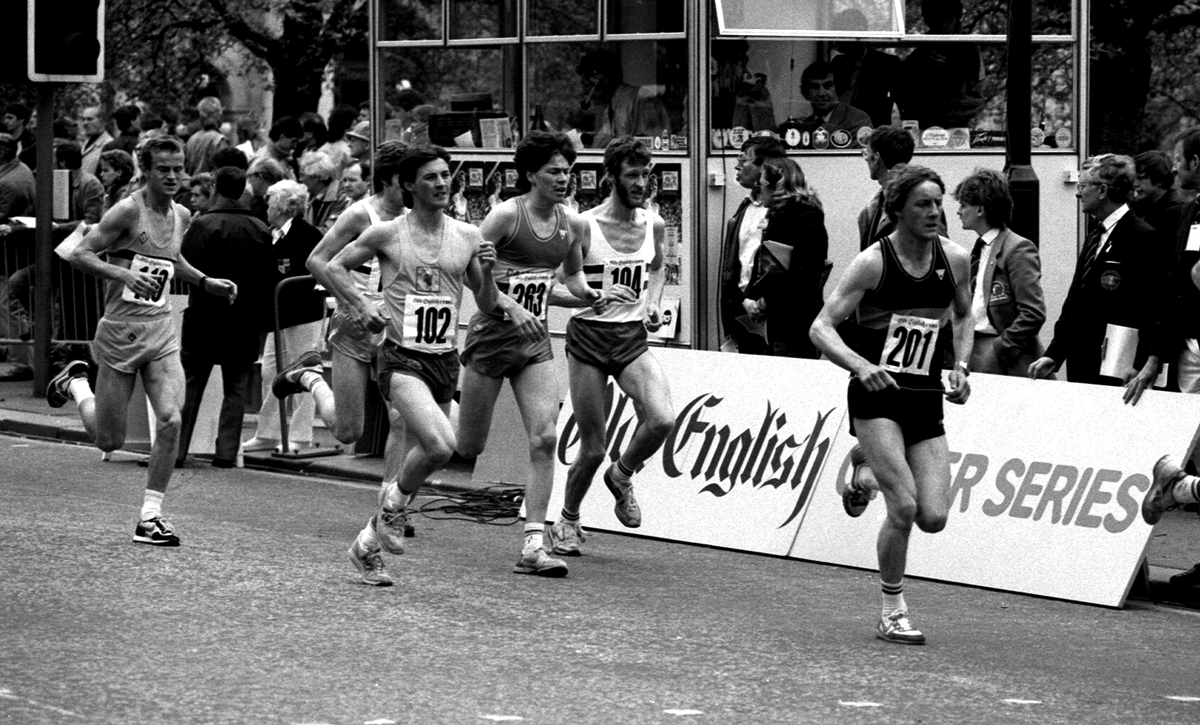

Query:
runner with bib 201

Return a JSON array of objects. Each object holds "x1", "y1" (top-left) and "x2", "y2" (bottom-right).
[{"x1": 810, "y1": 165, "x2": 974, "y2": 646}]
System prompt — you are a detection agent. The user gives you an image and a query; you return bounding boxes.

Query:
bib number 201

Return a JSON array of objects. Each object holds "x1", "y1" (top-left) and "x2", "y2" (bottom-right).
[{"x1": 881, "y1": 315, "x2": 939, "y2": 376}]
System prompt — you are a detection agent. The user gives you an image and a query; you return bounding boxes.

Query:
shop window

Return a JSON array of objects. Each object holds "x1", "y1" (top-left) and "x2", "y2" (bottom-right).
[
  {"x1": 379, "y1": 0, "x2": 443, "y2": 42},
  {"x1": 710, "y1": 39, "x2": 1073, "y2": 150},
  {"x1": 528, "y1": 0, "x2": 599, "y2": 37},
  {"x1": 715, "y1": 0, "x2": 905, "y2": 36},
  {"x1": 527, "y1": 40, "x2": 688, "y2": 151},
  {"x1": 607, "y1": 0, "x2": 685, "y2": 35},
  {"x1": 379, "y1": 47, "x2": 515, "y2": 147},
  {"x1": 903, "y1": 0, "x2": 1073, "y2": 37},
  {"x1": 449, "y1": 0, "x2": 517, "y2": 40}
]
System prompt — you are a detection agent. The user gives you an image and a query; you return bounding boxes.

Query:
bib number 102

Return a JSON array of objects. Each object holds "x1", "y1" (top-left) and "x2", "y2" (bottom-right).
[{"x1": 414, "y1": 306, "x2": 451, "y2": 345}]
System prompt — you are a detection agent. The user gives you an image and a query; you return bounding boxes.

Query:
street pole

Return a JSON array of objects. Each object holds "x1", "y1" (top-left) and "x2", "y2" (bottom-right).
[
  {"x1": 1006, "y1": 0, "x2": 1040, "y2": 246},
  {"x1": 31, "y1": 83, "x2": 55, "y2": 394}
]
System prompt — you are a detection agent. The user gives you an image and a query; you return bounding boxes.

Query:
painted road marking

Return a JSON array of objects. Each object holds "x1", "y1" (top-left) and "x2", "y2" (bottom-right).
[
  {"x1": 364, "y1": 720, "x2": 398, "y2": 724},
  {"x1": 1166, "y1": 696, "x2": 1200, "y2": 702},
  {"x1": 1003, "y1": 699, "x2": 1042, "y2": 705},
  {"x1": 0, "y1": 687, "x2": 81, "y2": 717},
  {"x1": 664, "y1": 709, "x2": 704, "y2": 716},
  {"x1": 480, "y1": 716, "x2": 524, "y2": 722},
  {"x1": 839, "y1": 701, "x2": 882, "y2": 707}
]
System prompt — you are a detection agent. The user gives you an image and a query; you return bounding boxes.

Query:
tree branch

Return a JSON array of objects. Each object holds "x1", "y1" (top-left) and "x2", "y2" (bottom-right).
[{"x1": 202, "y1": 0, "x2": 281, "y2": 60}]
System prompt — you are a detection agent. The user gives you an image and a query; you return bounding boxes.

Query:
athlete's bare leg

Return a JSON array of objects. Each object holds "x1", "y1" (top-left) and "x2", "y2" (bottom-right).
[
  {"x1": 311, "y1": 349, "x2": 371, "y2": 444},
  {"x1": 454, "y1": 367, "x2": 504, "y2": 459},
  {"x1": 561, "y1": 357, "x2": 610, "y2": 514},
  {"x1": 140, "y1": 354, "x2": 186, "y2": 494},
  {"x1": 89, "y1": 363, "x2": 136, "y2": 449},
  {"x1": 389, "y1": 374, "x2": 456, "y2": 497},
  {"x1": 508, "y1": 360, "x2": 562, "y2": 528},
  {"x1": 611, "y1": 353, "x2": 674, "y2": 469}
]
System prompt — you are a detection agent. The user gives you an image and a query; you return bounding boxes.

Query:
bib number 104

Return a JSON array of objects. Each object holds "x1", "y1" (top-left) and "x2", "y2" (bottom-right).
[
  {"x1": 881, "y1": 315, "x2": 939, "y2": 376},
  {"x1": 606, "y1": 261, "x2": 644, "y2": 298}
]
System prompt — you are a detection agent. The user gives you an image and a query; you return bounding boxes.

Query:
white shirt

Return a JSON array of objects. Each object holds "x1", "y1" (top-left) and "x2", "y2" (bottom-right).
[
  {"x1": 1095, "y1": 204, "x2": 1131, "y2": 259},
  {"x1": 273, "y1": 217, "x2": 293, "y2": 244},
  {"x1": 971, "y1": 227, "x2": 1000, "y2": 335},
  {"x1": 737, "y1": 200, "x2": 769, "y2": 293}
]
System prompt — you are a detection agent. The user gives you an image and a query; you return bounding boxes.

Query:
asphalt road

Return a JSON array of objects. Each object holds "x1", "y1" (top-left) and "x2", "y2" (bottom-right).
[{"x1": 2, "y1": 434, "x2": 1199, "y2": 725}]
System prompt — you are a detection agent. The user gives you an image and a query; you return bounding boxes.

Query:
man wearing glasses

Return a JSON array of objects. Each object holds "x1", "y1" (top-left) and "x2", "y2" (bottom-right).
[{"x1": 1029, "y1": 154, "x2": 1167, "y2": 385}]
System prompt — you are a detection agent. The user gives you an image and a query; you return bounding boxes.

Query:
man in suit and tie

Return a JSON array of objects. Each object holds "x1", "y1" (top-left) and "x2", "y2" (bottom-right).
[
  {"x1": 953, "y1": 169, "x2": 1047, "y2": 375},
  {"x1": 1030, "y1": 154, "x2": 1167, "y2": 385},
  {"x1": 717, "y1": 135, "x2": 784, "y2": 354},
  {"x1": 799, "y1": 61, "x2": 872, "y2": 136}
]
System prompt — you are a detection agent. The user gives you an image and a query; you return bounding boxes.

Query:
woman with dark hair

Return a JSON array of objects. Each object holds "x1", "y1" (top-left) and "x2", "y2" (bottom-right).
[
  {"x1": 98, "y1": 149, "x2": 136, "y2": 211},
  {"x1": 745, "y1": 156, "x2": 829, "y2": 358}
]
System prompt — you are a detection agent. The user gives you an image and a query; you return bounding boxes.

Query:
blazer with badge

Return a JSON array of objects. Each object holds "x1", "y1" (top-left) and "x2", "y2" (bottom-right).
[
  {"x1": 263, "y1": 217, "x2": 326, "y2": 332},
  {"x1": 1045, "y1": 210, "x2": 1165, "y2": 383},
  {"x1": 970, "y1": 227, "x2": 1047, "y2": 374},
  {"x1": 1148, "y1": 200, "x2": 1200, "y2": 383}
]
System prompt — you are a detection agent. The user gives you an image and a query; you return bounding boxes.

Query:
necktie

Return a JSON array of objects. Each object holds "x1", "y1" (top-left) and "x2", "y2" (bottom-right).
[
  {"x1": 970, "y1": 237, "x2": 985, "y2": 291},
  {"x1": 1079, "y1": 224, "x2": 1104, "y2": 281}
]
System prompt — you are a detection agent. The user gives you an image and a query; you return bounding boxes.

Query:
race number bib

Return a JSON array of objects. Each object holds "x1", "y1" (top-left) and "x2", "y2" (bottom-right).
[
  {"x1": 880, "y1": 314, "x2": 941, "y2": 376},
  {"x1": 505, "y1": 271, "x2": 553, "y2": 320},
  {"x1": 603, "y1": 258, "x2": 646, "y2": 301},
  {"x1": 121, "y1": 253, "x2": 173, "y2": 307},
  {"x1": 402, "y1": 294, "x2": 457, "y2": 353}
]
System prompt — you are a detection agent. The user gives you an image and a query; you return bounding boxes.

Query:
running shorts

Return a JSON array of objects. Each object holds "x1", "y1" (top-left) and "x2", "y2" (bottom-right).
[
  {"x1": 846, "y1": 378, "x2": 945, "y2": 446},
  {"x1": 91, "y1": 315, "x2": 180, "y2": 374},
  {"x1": 460, "y1": 312, "x2": 554, "y2": 379},
  {"x1": 377, "y1": 340, "x2": 460, "y2": 405},
  {"x1": 564, "y1": 317, "x2": 648, "y2": 379},
  {"x1": 327, "y1": 305, "x2": 385, "y2": 364}
]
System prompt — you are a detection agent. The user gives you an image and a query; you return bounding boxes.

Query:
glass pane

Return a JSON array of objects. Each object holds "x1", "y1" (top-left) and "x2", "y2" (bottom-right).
[
  {"x1": 717, "y1": 0, "x2": 902, "y2": 35},
  {"x1": 379, "y1": 0, "x2": 442, "y2": 42},
  {"x1": 607, "y1": 0, "x2": 684, "y2": 34},
  {"x1": 450, "y1": 0, "x2": 517, "y2": 39},
  {"x1": 529, "y1": 0, "x2": 597, "y2": 36},
  {"x1": 528, "y1": 40, "x2": 688, "y2": 150},
  {"x1": 709, "y1": 40, "x2": 1074, "y2": 149},
  {"x1": 379, "y1": 47, "x2": 517, "y2": 148},
  {"x1": 903, "y1": 0, "x2": 1072, "y2": 37}
]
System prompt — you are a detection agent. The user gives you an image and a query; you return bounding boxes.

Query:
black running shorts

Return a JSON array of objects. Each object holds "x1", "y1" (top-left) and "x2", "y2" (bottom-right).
[
  {"x1": 564, "y1": 317, "x2": 648, "y2": 379},
  {"x1": 847, "y1": 378, "x2": 945, "y2": 446},
  {"x1": 460, "y1": 312, "x2": 554, "y2": 379},
  {"x1": 377, "y1": 340, "x2": 460, "y2": 405}
]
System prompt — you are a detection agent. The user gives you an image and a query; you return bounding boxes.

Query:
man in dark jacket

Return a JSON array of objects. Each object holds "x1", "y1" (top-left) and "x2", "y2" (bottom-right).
[
  {"x1": 176, "y1": 167, "x2": 272, "y2": 467},
  {"x1": 1030, "y1": 154, "x2": 1168, "y2": 385}
]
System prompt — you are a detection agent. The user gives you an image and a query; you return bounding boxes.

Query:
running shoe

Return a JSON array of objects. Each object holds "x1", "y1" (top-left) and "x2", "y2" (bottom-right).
[
  {"x1": 376, "y1": 503, "x2": 410, "y2": 555},
  {"x1": 133, "y1": 516, "x2": 180, "y2": 547},
  {"x1": 272, "y1": 350, "x2": 322, "y2": 399},
  {"x1": 46, "y1": 360, "x2": 88, "y2": 409},
  {"x1": 837, "y1": 445, "x2": 873, "y2": 518},
  {"x1": 1169, "y1": 563, "x2": 1200, "y2": 587},
  {"x1": 604, "y1": 467, "x2": 642, "y2": 528},
  {"x1": 1142, "y1": 454, "x2": 1186, "y2": 525},
  {"x1": 348, "y1": 528, "x2": 394, "y2": 586},
  {"x1": 513, "y1": 547, "x2": 569, "y2": 577},
  {"x1": 876, "y1": 610, "x2": 925, "y2": 645},
  {"x1": 548, "y1": 520, "x2": 586, "y2": 557}
]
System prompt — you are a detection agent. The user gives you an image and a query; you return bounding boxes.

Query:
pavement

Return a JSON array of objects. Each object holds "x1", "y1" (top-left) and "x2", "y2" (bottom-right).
[{"x1": 3, "y1": 374, "x2": 1200, "y2": 611}]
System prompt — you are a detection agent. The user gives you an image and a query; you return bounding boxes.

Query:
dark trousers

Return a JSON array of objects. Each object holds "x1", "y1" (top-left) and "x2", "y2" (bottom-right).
[{"x1": 178, "y1": 350, "x2": 253, "y2": 463}]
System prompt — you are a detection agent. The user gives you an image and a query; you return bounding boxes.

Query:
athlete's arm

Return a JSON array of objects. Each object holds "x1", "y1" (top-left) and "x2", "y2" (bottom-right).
[
  {"x1": 176, "y1": 252, "x2": 238, "y2": 303},
  {"x1": 306, "y1": 204, "x2": 370, "y2": 302},
  {"x1": 464, "y1": 227, "x2": 499, "y2": 315},
  {"x1": 327, "y1": 224, "x2": 389, "y2": 332},
  {"x1": 478, "y1": 199, "x2": 545, "y2": 340},
  {"x1": 809, "y1": 246, "x2": 899, "y2": 392},
  {"x1": 69, "y1": 198, "x2": 162, "y2": 298},
  {"x1": 554, "y1": 213, "x2": 600, "y2": 309},
  {"x1": 944, "y1": 240, "x2": 974, "y2": 405},
  {"x1": 644, "y1": 215, "x2": 667, "y2": 331}
]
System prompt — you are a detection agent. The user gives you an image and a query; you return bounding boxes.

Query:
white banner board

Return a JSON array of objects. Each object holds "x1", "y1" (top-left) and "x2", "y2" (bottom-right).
[
  {"x1": 549, "y1": 348, "x2": 848, "y2": 557},
  {"x1": 549, "y1": 349, "x2": 1200, "y2": 607}
]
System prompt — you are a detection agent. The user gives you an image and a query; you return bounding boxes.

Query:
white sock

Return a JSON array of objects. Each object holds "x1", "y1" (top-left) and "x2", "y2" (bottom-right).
[
  {"x1": 523, "y1": 525, "x2": 544, "y2": 553},
  {"x1": 358, "y1": 518, "x2": 381, "y2": 550},
  {"x1": 141, "y1": 490, "x2": 165, "y2": 521},
  {"x1": 383, "y1": 481, "x2": 410, "y2": 510},
  {"x1": 881, "y1": 579, "x2": 906, "y2": 617},
  {"x1": 301, "y1": 371, "x2": 325, "y2": 392},
  {"x1": 69, "y1": 378, "x2": 94, "y2": 404},
  {"x1": 1174, "y1": 476, "x2": 1200, "y2": 505},
  {"x1": 610, "y1": 459, "x2": 634, "y2": 485}
]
